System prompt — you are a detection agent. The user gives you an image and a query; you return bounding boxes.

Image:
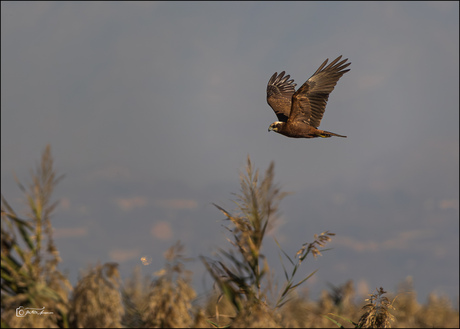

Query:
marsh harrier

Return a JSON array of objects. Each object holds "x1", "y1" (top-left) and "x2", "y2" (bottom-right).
[{"x1": 267, "y1": 56, "x2": 350, "y2": 138}]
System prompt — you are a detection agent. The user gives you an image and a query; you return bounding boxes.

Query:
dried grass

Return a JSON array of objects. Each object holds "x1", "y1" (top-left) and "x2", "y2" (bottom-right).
[
  {"x1": 1, "y1": 147, "x2": 458, "y2": 328},
  {"x1": 69, "y1": 263, "x2": 124, "y2": 328},
  {"x1": 140, "y1": 242, "x2": 197, "y2": 328},
  {"x1": 202, "y1": 156, "x2": 337, "y2": 327},
  {"x1": 1, "y1": 145, "x2": 70, "y2": 328}
]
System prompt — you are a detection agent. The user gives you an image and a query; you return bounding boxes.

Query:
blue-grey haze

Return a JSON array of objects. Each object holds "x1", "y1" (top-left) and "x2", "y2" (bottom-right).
[{"x1": 2, "y1": 1, "x2": 458, "y2": 304}]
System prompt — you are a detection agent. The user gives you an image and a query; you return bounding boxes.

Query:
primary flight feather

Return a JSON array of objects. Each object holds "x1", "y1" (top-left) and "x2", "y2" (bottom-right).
[{"x1": 267, "y1": 55, "x2": 350, "y2": 138}]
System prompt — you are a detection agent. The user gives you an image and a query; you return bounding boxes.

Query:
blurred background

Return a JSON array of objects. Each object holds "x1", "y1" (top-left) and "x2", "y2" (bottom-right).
[{"x1": 2, "y1": 2, "x2": 458, "y2": 303}]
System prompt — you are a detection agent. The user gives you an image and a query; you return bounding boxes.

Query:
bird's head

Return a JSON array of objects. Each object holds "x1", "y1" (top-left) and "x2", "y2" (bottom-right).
[{"x1": 268, "y1": 121, "x2": 284, "y2": 132}]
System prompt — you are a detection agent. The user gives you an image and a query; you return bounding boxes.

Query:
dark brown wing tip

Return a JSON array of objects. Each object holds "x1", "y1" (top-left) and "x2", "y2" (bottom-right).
[
  {"x1": 330, "y1": 56, "x2": 351, "y2": 72},
  {"x1": 313, "y1": 55, "x2": 351, "y2": 76},
  {"x1": 267, "y1": 71, "x2": 297, "y2": 95}
]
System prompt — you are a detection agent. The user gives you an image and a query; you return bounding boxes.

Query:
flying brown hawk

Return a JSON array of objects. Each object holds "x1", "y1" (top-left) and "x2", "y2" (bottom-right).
[{"x1": 267, "y1": 55, "x2": 350, "y2": 138}]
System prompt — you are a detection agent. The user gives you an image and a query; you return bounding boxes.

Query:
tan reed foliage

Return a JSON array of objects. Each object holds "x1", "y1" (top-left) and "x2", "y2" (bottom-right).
[
  {"x1": 324, "y1": 287, "x2": 396, "y2": 328},
  {"x1": 416, "y1": 293, "x2": 459, "y2": 328},
  {"x1": 2, "y1": 146, "x2": 459, "y2": 328},
  {"x1": 1, "y1": 145, "x2": 71, "y2": 328},
  {"x1": 357, "y1": 287, "x2": 396, "y2": 328},
  {"x1": 122, "y1": 265, "x2": 151, "y2": 328},
  {"x1": 140, "y1": 241, "x2": 198, "y2": 328},
  {"x1": 274, "y1": 281, "x2": 458, "y2": 328},
  {"x1": 69, "y1": 262, "x2": 124, "y2": 328},
  {"x1": 201, "y1": 156, "x2": 288, "y2": 323},
  {"x1": 202, "y1": 156, "x2": 336, "y2": 328}
]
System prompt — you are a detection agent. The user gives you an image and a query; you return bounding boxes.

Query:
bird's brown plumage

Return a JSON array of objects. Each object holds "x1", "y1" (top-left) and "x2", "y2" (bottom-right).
[{"x1": 267, "y1": 55, "x2": 350, "y2": 139}]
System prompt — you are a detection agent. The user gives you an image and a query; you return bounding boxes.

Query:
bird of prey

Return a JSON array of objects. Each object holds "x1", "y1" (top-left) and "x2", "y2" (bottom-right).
[{"x1": 267, "y1": 55, "x2": 350, "y2": 138}]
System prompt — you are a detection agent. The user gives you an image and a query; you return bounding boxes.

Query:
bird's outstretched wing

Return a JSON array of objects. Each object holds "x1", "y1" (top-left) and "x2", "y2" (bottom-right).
[
  {"x1": 288, "y1": 56, "x2": 350, "y2": 128},
  {"x1": 266, "y1": 71, "x2": 297, "y2": 122}
]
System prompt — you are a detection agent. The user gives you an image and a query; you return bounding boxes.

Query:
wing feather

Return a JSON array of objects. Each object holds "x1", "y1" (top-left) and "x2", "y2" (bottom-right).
[
  {"x1": 288, "y1": 56, "x2": 350, "y2": 128},
  {"x1": 266, "y1": 71, "x2": 297, "y2": 122}
]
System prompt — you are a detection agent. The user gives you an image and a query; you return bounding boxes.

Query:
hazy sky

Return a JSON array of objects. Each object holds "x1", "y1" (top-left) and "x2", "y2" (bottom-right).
[{"x1": 2, "y1": 1, "x2": 458, "y2": 303}]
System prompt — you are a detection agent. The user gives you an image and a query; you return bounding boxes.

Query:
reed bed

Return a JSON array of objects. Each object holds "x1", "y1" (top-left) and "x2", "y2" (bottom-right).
[{"x1": 1, "y1": 146, "x2": 458, "y2": 328}]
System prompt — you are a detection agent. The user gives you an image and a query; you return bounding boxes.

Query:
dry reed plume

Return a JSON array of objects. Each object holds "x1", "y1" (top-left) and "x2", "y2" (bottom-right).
[
  {"x1": 202, "y1": 156, "x2": 335, "y2": 327},
  {"x1": 1, "y1": 145, "x2": 71, "y2": 328}
]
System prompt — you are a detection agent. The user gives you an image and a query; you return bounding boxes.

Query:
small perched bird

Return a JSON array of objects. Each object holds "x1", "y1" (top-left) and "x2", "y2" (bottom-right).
[{"x1": 267, "y1": 55, "x2": 350, "y2": 138}]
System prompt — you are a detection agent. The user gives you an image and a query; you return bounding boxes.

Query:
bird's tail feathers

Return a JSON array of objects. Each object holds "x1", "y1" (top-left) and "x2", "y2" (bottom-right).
[{"x1": 319, "y1": 130, "x2": 347, "y2": 138}]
